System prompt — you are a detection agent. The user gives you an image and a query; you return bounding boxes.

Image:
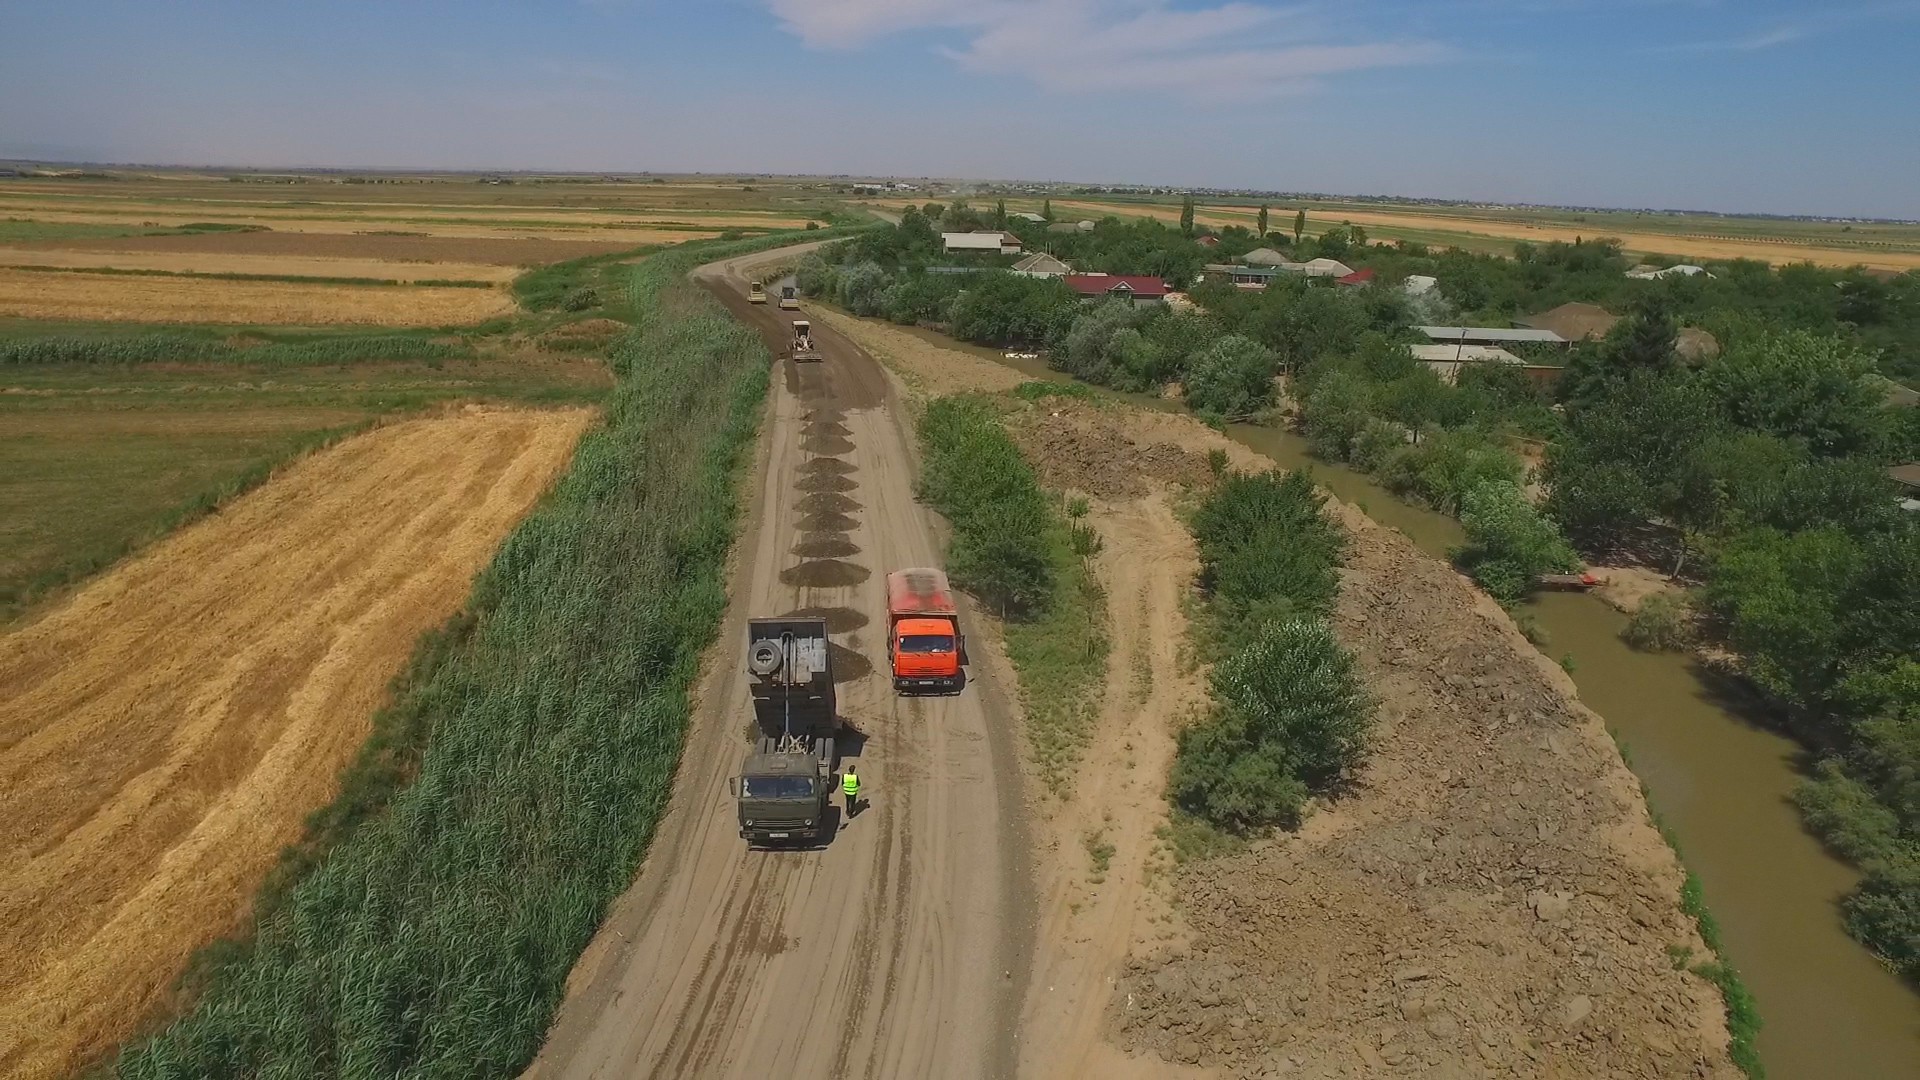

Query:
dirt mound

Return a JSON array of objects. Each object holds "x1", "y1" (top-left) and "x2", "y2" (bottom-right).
[
  {"x1": 1009, "y1": 403, "x2": 1211, "y2": 497},
  {"x1": 0, "y1": 407, "x2": 593, "y2": 1080},
  {"x1": 1111, "y1": 511, "x2": 1736, "y2": 1078}
]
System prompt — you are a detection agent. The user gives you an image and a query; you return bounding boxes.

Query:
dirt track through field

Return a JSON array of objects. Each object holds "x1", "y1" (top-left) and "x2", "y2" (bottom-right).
[
  {"x1": 0, "y1": 407, "x2": 593, "y2": 1080},
  {"x1": 0, "y1": 230, "x2": 638, "y2": 266},
  {"x1": 527, "y1": 249, "x2": 1034, "y2": 1079},
  {"x1": 0, "y1": 267, "x2": 515, "y2": 326}
]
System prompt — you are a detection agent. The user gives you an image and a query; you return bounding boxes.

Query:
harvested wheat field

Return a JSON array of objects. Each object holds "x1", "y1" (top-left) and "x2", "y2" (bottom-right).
[
  {"x1": 0, "y1": 406, "x2": 594, "y2": 1080},
  {"x1": 0, "y1": 268, "x2": 515, "y2": 326},
  {"x1": 0, "y1": 247, "x2": 516, "y2": 283},
  {"x1": 0, "y1": 230, "x2": 639, "y2": 266}
]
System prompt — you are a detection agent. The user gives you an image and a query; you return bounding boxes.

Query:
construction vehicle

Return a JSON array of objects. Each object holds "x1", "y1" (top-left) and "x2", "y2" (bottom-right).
[
  {"x1": 748, "y1": 280, "x2": 767, "y2": 304},
  {"x1": 731, "y1": 616, "x2": 838, "y2": 845},
  {"x1": 779, "y1": 284, "x2": 800, "y2": 310},
  {"x1": 789, "y1": 319, "x2": 824, "y2": 362},
  {"x1": 886, "y1": 568, "x2": 966, "y2": 694}
]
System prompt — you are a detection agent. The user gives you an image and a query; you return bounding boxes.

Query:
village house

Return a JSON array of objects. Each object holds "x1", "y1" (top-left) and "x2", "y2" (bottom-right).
[
  {"x1": 1011, "y1": 252, "x2": 1072, "y2": 278},
  {"x1": 1063, "y1": 273, "x2": 1169, "y2": 307},
  {"x1": 941, "y1": 230, "x2": 1023, "y2": 255}
]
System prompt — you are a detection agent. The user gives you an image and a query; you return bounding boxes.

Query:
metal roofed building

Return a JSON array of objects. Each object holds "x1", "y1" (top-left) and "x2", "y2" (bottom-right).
[
  {"x1": 942, "y1": 230, "x2": 1022, "y2": 254},
  {"x1": 1417, "y1": 325, "x2": 1569, "y2": 347}
]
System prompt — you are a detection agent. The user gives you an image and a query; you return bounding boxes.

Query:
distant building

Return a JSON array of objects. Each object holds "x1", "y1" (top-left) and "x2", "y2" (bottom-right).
[
  {"x1": 1202, "y1": 263, "x2": 1279, "y2": 289},
  {"x1": 1335, "y1": 268, "x2": 1376, "y2": 287},
  {"x1": 1063, "y1": 273, "x2": 1169, "y2": 307},
  {"x1": 1890, "y1": 463, "x2": 1920, "y2": 512},
  {"x1": 1627, "y1": 263, "x2": 1711, "y2": 280},
  {"x1": 1293, "y1": 258, "x2": 1355, "y2": 278},
  {"x1": 1403, "y1": 274, "x2": 1438, "y2": 297},
  {"x1": 1048, "y1": 220, "x2": 1096, "y2": 234},
  {"x1": 1010, "y1": 211, "x2": 1047, "y2": 224},
  {"x1": 1011, "y1": 252, "x2": 1072, "y2": 278},
  {"x1": 1418, "y1": 325, "x2": 1569, "y2": 347},
  {"x1": 1196, "y1": 235, "x2": 1221, "y2": 248},
  {"x1": 1241, "y1": 247, "x2": 1289, "y2": 266},
  {"x1": 1412, "y1": 343, "x2": 1562, "y2": 390},
  {"x1": 942, "y1": 230, "x2": 1022, "y2": 255}
]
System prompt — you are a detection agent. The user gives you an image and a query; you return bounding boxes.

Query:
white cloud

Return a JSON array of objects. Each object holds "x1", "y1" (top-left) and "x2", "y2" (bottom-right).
[{"x1": 764, "y1": 0, "x2": 1448, "y2": 101}]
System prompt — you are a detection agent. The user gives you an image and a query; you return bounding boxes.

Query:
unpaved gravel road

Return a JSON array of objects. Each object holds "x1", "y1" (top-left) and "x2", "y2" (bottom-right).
[{"x1": 527, "y1": 248, "x2": 1034, "y2": 1080}]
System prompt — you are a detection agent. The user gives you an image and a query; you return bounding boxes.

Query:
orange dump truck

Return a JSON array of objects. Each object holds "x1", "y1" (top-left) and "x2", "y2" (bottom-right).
[{"x1": 886, "y1": 568, "x2": 966, "y2": 694}]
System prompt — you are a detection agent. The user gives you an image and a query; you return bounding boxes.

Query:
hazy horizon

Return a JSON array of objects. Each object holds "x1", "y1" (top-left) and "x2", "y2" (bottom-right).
[{"x1": 5, "y1": 0, "x2": 1918, "y2": 219}]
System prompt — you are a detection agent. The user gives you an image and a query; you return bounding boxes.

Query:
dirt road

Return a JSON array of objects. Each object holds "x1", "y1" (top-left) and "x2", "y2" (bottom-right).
[
  {"x1": 0, "y1": 406, "x2": 592, "y2": 1080},
  {"x1": 527, "y1": 249, "x2": 1034, "y2": 1079}
]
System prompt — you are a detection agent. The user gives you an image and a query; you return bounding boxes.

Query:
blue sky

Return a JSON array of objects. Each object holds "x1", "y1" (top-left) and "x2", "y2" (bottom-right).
[{"x1": 3, "y1": 0, "x2": 1917, "y2": 217}]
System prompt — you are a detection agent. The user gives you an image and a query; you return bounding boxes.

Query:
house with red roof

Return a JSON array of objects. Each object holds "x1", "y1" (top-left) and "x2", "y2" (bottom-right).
[
  {"x1": 1062, "y1": 274, "x2": 1169, "y2": 307},
  {"x1": 1335, "y1": 268, "x2": 1376, "y2": 287},
  {"x1": 1196, "y1": 235, "x2": 1220, "y2": 248}
]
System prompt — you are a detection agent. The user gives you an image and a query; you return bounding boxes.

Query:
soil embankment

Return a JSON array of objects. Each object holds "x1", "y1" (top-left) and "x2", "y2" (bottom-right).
[
  {"x1": 0, "y1": 407, "x2": 592, "y2": 1080},
  {"x1": 821, "y1": 308, "x2": 1738, "y2": 1078}
]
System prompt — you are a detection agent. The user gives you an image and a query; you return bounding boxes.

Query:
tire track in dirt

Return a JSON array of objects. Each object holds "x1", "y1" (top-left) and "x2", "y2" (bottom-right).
[{"x1": 0, "y1": 406, "x2": 594, "y2": 1080}]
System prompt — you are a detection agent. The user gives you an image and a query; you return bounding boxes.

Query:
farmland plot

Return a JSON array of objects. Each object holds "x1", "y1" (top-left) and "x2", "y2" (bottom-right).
[{"x1": 0, "y1": 407, "x2": 592, "y2": 1080}]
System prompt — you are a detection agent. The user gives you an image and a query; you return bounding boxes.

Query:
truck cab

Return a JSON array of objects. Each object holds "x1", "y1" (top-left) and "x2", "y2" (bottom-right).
[
  {"x1": 779, "y1": 284, "x2": 800, "y2": 310},
  {"x1": 886, "y1": 568, "x2": 966, "y2": 694},
  {"x1": 733, "y1": 752, "x2": 828, "y2": 844}
]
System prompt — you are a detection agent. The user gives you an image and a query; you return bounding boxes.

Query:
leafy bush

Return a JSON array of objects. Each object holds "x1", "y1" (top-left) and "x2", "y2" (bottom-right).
[
  {"x1": 917, "y1": 396, "x2": 1055, "y2": 615},
  {"x1": 1622, "y1": 592, "x2": 1695, "y2": 652},
  {"x1": 559, "y1": 285, "x2": 599, "y2": 312},
  {"x1": 1452, "y1": 479, "x2": 1580, "y2": 605},
  {"x1": 1183, "y1": 334, "x2": 1278, "y2": 419},
  {"x1": 1190, "y1": 468, "x2": 1344, "y2": 635},
  {"x1": 1170, "y1": 617, "x2": 1371, "y2": 830}
]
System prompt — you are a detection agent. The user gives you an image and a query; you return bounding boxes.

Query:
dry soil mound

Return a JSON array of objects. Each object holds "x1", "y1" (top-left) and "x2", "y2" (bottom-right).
[{"x1": 0, "y1": 406, "x2": 593, "y2": 1080}]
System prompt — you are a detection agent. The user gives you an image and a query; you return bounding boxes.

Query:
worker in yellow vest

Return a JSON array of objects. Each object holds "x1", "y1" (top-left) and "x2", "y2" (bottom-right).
[{"x1": 842, "y1": 767, "x2": 861, "y2": 820}]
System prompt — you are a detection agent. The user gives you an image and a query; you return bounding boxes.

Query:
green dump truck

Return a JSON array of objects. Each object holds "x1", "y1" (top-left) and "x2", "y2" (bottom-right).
[{"x1": 732, "y1": 616, "x2": 838, "y2": 846}]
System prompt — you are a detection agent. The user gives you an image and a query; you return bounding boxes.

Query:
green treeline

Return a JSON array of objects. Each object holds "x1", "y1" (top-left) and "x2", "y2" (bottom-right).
[
  {"x1": 811, "y1": 215, "x2": 1920, "y2": 979},
  {"x1": 114, "y1": 236, "x2": 794, "y2": 1078},
  {"x1": 1170, "y1": 469, "x2": 1373, "y2": 834}
]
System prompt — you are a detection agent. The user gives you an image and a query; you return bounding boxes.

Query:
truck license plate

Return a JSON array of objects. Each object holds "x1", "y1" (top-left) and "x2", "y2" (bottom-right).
[{"x1": 768, "y1": 832, "x2": 789, "y2": 839}]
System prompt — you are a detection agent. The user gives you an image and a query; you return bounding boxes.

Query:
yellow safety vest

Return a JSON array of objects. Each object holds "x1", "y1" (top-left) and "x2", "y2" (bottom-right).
[{"x1": 842, "y1": 771, "x2": 860, "y2": 797}]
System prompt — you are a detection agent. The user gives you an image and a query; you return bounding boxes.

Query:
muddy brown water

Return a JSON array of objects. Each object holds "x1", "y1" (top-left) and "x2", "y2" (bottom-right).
[{"x1": 964, "y1": 333, "x2": 1920, "y2": 1079}]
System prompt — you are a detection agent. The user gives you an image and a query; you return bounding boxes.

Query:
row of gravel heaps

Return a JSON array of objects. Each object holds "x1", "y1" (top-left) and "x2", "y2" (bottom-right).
[{"x1": 1013, "y1": 406, "x2": 1744, "y2": 1077}]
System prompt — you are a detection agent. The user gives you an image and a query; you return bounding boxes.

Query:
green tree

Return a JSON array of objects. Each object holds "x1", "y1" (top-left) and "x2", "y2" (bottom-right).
[
  {"x1": 1256, "y1": 204, "x2": 1269, "y2": 236},
  {"x1": 1179, "y1": 194, "x2": 1196, "y2": 236},
  {"x1": 1453, "y1": 479, "x2": 1581, "y2": 604},
  {"x1": 1702, "y1": 330, "x2": 1886, "y2": 457},
  {"x1": 1293, "y1": 209, "x2": 1306, "y2": 244},
  {"x1": 1184, "y1": 334, "x2": 1278, "y2": 418},
  {"x1": 1169, "y1": 618, "x2": 1372, "y2": 830},
  {"x1": 994, "y1": 198, "x2": 1007, "y2": 228},
  {"x1": 1041, "y1": 197, "x2": 1053, "y2": 221}
]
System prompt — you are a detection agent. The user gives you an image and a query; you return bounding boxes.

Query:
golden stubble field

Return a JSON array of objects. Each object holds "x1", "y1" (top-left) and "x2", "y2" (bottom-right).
[
  {"x1": 0, "y1": 268, "x2": 516, "y2": 326},
  {"x1": 0, "y1": 407, "x2": 596, "y2": 1080},
  {"x1": 0, "y1": 171, "x2": 836, "y2": 325}
]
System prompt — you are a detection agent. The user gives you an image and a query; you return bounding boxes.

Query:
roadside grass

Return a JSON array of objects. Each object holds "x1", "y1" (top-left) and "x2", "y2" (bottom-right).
[
  {"x1": 513, "y1": 245, "x2": 664, "y2": 318},
  {"x1": 915, "y1": 394, "x2": 1110, "y2": 787},
  {"x1": 110, "y1": 229, "x2": 863, "y2": 1080}
]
